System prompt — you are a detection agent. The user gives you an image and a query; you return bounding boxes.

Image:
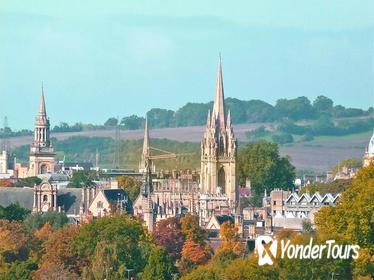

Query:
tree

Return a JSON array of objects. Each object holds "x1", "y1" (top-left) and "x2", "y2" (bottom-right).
[
  {"x1": 301, "y1": 219, "x2": 313, "y2": 233},
  {"x1": 23, "y1": 212, "x2": 68, "y2": 232},
  {"x1": 238, "y1": 141, "x2": 295, "y2": 206},
  {"x1": 147, "y1": 108, "x2": 175, "y2": 128},
  {"x1": 0, "y1": 203, "x2": 30, "y2": 222},
  {"x1": 181, "y1": 238, "x2": 211, "y2": 266},
  {"x1": 181, "y1": 214, "x2": 211, "y2": 267},
  {"x1": 34, "y1": 226, "x2": 80, "y2": 279},
  {"x1": 143, "y1": 246, "x2": 175, "y2": 280},
  {"x1": 218, "y1": 221, "x2": 244, "y2": 256},
  {"x1": 314, "y1": 163, "x2": 374, "y2": 278},
  {"x1": 0, "y1": 179, "x2": 14, "y2": 188},
  {"x1": 15, "y1": 176, "x2": 42, "y2": 188},
  {"x1": 117, "y1": 175, "x2": 141, "y2": 202},
  {"x1": 68, "y1": 170, "x2": 97, "y2": 188},
  {"x1": 313, "y1": 95, "x2": 333, "y2": 112},
  {"x1": 70, "y1": 215, "x2": 153, "y2": 277},
  {"x1": 0, "y1": 220, "x2": 36, "y2": 278},
  {"x1": 181, "y1": 214, "x2": 206, "y2": 245},
  {"x1": 121, "y1": 115, "x2": 145, "y2": 130},
  {"x1": 88, "y1": 241, "x2": 125, "y2": 280},
  {"x1": 152, "y1": 217, "x2": 185, "y2": 261},
  {"x1": 175, "y1": 102, "x2": 212, "y2": 127},
  {"x1": 271, "y1": 132, "x2": 294, "y2": 144},
  {"x1": 104, "y1": 117, "x2": 118, "y2": 127},
  {"x1": 275, "y1": 96, "x2": 315, "y2": 120}
]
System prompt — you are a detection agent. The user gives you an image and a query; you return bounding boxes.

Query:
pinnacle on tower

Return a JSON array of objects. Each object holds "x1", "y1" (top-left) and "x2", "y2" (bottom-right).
[
  {"x1": 212, "y1": 57, "x2": 226, "y2": 130},
  {"x1": 206, "y1": 109, "x2": 211, "y2": 127},
  {"x1": 226, "y1": 110, "x2": 232, "y2": 128}
]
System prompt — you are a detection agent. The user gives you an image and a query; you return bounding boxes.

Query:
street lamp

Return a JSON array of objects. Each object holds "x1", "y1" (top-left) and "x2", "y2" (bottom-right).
[{"x1": 126, "y1": 268, "x2": 134, "y2": 280}]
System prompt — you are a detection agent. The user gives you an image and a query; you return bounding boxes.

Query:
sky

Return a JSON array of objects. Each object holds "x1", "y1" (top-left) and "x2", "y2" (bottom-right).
[{"x1": 0, "y1": 0, "x2": 373, "y2": 129}]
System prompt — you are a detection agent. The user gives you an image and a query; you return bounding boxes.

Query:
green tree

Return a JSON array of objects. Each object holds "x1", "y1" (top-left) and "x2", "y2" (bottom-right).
[
  {"x1": 68, "y1": 170, "x2": 97, "y2": 188},
  {"x1": 121, "y1": 115, "x2": 145, "y2": 130},
  {"x1": 147, "y1": 108, "x2": 175, "y2": 128},
  {"x1": 238, "y1": 141, "x2": 295, "y2": 206},
  {"x1": 104, "y1": 117, "x2": 119, "y2": 127},
  {"x1": 15, "y1": 176, "x2": 42, "y2": 187},
  {"x1": 272, "y1": 132, "x2": 294, "y2": 144},
  {"x1": 143, "y1": 246, "x2": 175, "y2": 280},
  {"x1": 275, "y1": 96, "x2": 315, "y2": 120},
  {"x1": 313, "y1": 95, "x2": 333, "y2": 112},
  {"x1": 23, "y1": 212, "x2": 68, "y2": 232},
  {"x1": 70, "y1": 215, "x2": 153, "y2": 277},
  {"x1": 0, "y1": 203, "x2": 30, "y2": 222},
  {"x1": 175, "y1": 102, "x2": 212, "y2": 127},
  {"x1": 314, "y1": 163, "x2": 374, "y2": 277},
  {"x1": 117, "y1": 175, "x2": 141, "y2": 202}
]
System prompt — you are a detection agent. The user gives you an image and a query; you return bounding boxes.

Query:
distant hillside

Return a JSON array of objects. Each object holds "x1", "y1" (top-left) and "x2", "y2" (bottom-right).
[{"x1": 1, "y1": 95, "x2": 372, "y2": 139}]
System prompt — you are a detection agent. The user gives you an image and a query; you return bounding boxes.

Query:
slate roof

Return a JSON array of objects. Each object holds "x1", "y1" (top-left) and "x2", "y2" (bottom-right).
[
  {"x1": 103, "y1": 189, "x2": 127, "y2": 203},
  {"x1": 215, "y1": 215, "x2": 234, "y2": 225}
]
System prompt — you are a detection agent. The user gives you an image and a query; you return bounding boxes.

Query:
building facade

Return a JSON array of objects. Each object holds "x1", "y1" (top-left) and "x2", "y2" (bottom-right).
[{"x1": 29, "y1": 87, "x2": 55, "y2": 176}]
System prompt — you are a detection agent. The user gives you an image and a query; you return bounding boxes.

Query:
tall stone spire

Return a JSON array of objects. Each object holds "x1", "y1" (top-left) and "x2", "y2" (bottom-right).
[
  {"x1": 39, "y1": 84, "x2": 47, "y2": 117},
  {"x1": 212, "y1": 57, "x2": 225, "y2": 129},
  {"x1": 200, "y1": 57, "x2": 237, "y2": 208}
]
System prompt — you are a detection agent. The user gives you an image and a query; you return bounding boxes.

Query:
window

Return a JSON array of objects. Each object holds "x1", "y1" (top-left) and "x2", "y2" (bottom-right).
[
  {"x1": 273, "y1": 201, "x2": 276, "y2": 205},
  {"x1": 97, "y1": 201, "x2": 103, "y2": 209},
  {"x1": 43, "y1": 195, "x2": 48, "y2": 202}
]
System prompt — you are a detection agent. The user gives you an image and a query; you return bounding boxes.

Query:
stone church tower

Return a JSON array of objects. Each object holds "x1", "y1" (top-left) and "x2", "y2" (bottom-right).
[
  {"x1": 200, "y1": 59, "x2": 238, "y2": 206},
  {"x1": 29, "y1": 87, "x2": 55, "y2": 176}
]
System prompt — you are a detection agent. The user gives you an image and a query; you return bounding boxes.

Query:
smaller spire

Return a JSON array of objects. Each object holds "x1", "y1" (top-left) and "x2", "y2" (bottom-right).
[
  {"x1": 226, "y1": 110, "x2": 232, "y2": 128},
  {"x1": 206, "y1": 110, "x2": 211, "y2": 127},
  {"x1": 142, "y1": 117, "x2": 150, "y2": 158}
]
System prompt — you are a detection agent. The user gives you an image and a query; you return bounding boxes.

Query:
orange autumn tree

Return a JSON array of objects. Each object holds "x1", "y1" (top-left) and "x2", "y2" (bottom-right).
[
  {"x1": 33, "y1": 225, "x2": 80, "y2": 279},
  {"x1": 180, "y1": 214, "x2": 211, "y2": 266},
  {"x1": 219, "y1": 221, "x2": 244, "y2": 256}
]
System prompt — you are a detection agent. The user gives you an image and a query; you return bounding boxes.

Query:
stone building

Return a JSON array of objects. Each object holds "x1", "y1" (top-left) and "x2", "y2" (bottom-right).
[
  {"x1": 29, "y1": 87, "x2": 56, "y2": 176},
  {"x1": 134, "y1": 60, "x2": 239, "y2": 231}
]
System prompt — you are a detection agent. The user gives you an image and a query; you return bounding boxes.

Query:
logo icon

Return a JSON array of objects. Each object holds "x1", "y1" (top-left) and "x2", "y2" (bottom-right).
[{"x1": 256, "y1": 235, "x2": 278, "y2": 266}]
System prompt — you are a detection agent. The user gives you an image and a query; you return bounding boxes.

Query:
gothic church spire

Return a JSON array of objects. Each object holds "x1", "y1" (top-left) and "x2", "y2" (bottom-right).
[{"x1": 212, "y1": 57, "x2": 226, "y2": 130}]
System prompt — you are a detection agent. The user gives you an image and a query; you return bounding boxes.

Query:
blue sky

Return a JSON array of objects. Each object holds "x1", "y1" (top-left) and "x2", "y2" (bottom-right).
[{"x1": 0, "y1": 1, "x2": 373, "y2": 129}]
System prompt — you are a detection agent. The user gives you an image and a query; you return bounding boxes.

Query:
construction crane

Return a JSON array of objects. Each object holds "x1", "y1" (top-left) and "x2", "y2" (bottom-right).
[{"x1": 147, "y1": 146, "x2": 194, "y2": 161}]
